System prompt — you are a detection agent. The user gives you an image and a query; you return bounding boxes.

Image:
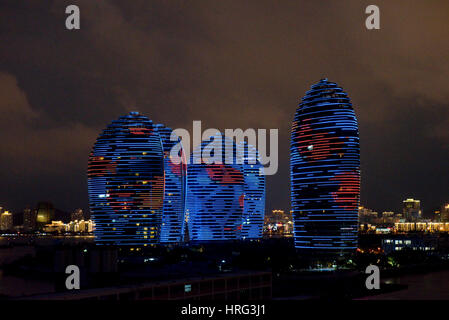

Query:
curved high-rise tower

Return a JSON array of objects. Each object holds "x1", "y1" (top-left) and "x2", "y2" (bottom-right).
[
  {"x1": 155, "y1": 124, "x2": 187, "y2": 243},
  {"x1": 186, "y1": 133, "x2": 265, "y2": 242},
  {"x1": 186, "y1": 133, "x2": 245, "y2": 241},
  {"x1": 88, "y1": 112, "x2": 164, "y2": 246},
  {"x1": 290, "y1": 79, "x2": 360, "y2": 255},
  {"x1": 239, "y1": 142, "x2": 265, "y2": 240}
]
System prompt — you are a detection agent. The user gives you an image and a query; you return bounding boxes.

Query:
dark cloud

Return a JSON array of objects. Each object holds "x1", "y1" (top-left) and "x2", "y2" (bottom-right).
[{"x1": 0, "y1": 0, "x2": 448, "y2": 215}]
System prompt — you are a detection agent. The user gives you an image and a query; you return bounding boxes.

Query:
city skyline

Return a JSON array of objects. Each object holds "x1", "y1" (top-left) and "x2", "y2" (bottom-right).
[{"x1": 1, "y1": 1, "x2": 449, "y2": 216}]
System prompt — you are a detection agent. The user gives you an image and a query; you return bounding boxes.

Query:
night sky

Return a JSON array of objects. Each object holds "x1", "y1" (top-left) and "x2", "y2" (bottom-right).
[{"x1": 0, "y1": 0, "x2": 448, "y2": 216}]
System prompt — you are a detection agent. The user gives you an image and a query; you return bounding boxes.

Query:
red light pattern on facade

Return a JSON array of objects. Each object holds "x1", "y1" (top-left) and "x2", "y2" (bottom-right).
[
  {"x1": 205, "y1": 163, "x2": 244, "y2": 185},
  {"x1": 330, "y1": 171, "x2": 360, "y2": 211},
  {"x1": 296, "y1": 120, "x2": 345, "y2": 161},
  {"x1": 129, "y1": 127, "x2": 152, "y2": 135},
  {"x1": 239, "y1": 194, "x2": 245, "y2": 208},
  {"x1": 87, "y1": 156, "x2": 117, "y2": 177}
]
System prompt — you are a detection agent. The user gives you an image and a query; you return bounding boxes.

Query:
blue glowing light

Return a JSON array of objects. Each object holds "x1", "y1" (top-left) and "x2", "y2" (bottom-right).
[{"x1": 290, "y1": 79, "x2": 360, "y2": 254}]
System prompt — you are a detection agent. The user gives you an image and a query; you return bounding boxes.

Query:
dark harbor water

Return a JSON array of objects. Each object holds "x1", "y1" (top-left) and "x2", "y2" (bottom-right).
[{"x1": 362, "y1": 269, "x2": 449, "y2": 300}]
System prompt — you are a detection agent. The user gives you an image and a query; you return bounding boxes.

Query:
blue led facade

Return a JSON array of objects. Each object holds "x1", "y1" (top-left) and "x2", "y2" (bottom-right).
[
  {"x1": 290, "y1": 79, "x2": 360, "y2": 254},
  {"x1": 186, "y1": 133, "x2": 245, "y2": 241},
  {"x1": 89, "y1": 113, "x2": 265, "y2": 245},
  {"x1": 88, "y1": 112, "x2": 164, "y2": 245},
  {"x1": 239, "y1": 142, "x2": 265, "y2": 240},
  {"x1": 155, "y1": 124, "x2": 187, "y2": 243},
  {"x1": 186, "y1": 134, "x2": 266, "y2": 242}
]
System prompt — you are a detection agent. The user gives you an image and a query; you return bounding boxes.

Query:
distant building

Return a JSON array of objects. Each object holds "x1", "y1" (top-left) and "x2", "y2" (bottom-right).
[
  {"x1": 359, "y1": 209, "x2": 403, "y2": 232},
  {"x1": 358, "y1": 206, "x2": 379, "y2": 225},
  {"x1": 395, "y1": 222, "x2": 449, "y2": 233},
  {"x1": 264, "y1": 209, "x2": 293, "y2": 236},
  {"x1": 382, "y1": 234, "x2": 437, "y2": 254},
  {"x1": 0, "y1": 211, "x2": 13, "y2": 231},
  {"x1": 381, "y1": 211, "x2": 395, "y2": 224},
  {"x1": 23, "y1": 207, "x2": 37, "y2": 231},
  {"x1": 441, "y1": 204, "x2": 449, "y2": 222},
  {"x1": 67, "y1": 219, "x2": 94, "y2": 233},
  {"x1": 403, "y1": 198, "x2": 422, "y2": 222},
  {"x1": 43, "y1": 219, "x2": 95, "y2": 234},
  {"x1": 71, "y1": 208, "x2": 84, "y2": 221},
  {"x1": 36, "y1": 202, "x2": 55, "y2": 228},
  {"x1": 433, "y1": 210, "x2": 441, "y2": 222},
  {"x1": 43, "y1": 221, "x2": 66, "y2": 233}
]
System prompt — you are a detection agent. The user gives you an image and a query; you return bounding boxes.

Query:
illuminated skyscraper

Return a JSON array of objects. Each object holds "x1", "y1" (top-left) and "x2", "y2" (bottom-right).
[
  {"x1": 186, "y1": 133, "x2": 245, "y2": 241},
  {"x1": 290, "y1": 79, "x2": 360, "y2": 255},
  {"x1": 88, "y1": 112, "x2": 164, "y2": 246},
  {"x1": 186, "y1": 134, "x2": 265, "y2": 242},
  {"x1": 155, "y1": 124, "x2": 187, "y2": 243},
  {"x1": 239, "y1": 142, "x2": 265, "y2": 239}
]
